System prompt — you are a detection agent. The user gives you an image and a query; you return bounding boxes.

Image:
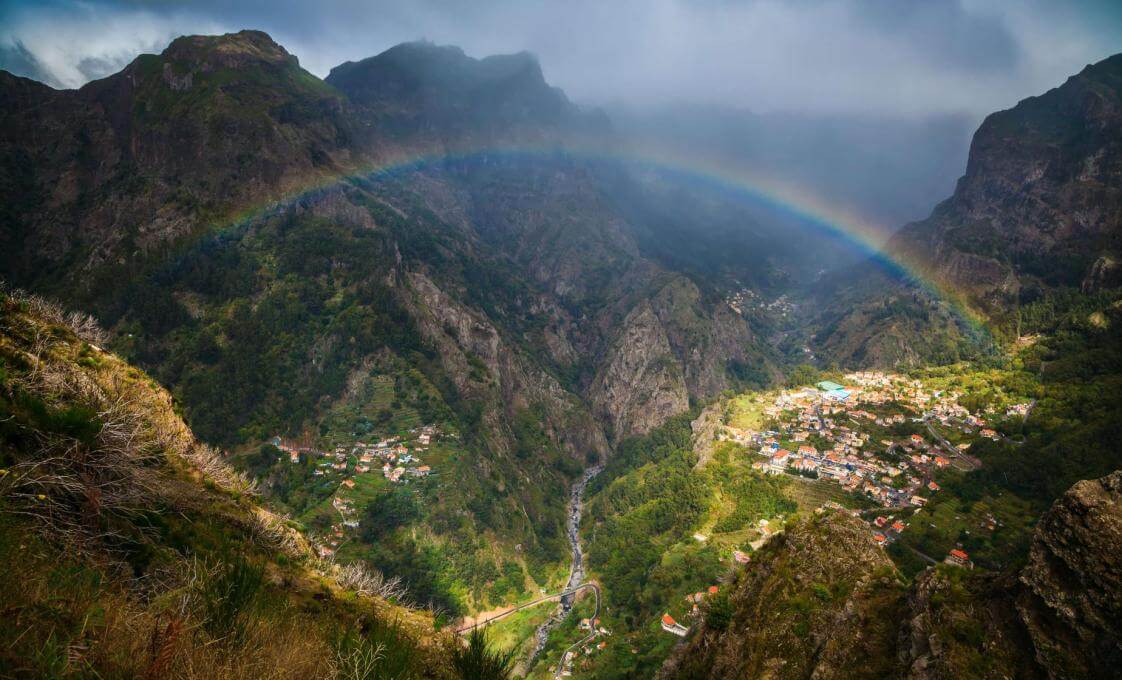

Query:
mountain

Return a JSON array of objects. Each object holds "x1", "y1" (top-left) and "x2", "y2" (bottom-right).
[
  {"x1": 0, "y1": 30, "x2": 356, "y2": 289},
  {"x1": 890, "y1": 52, "x2": 1122, "y2": 320},
  {"x1": 7, "y1": 26, "x2": 1120, "y2": 678},
  {"x1": 326, "y1": 41, "x2": 604, "y2": 142},
  {"x1": 0, "y1": 287, "x2": 461, "y2": 678},
  {"x1": 660, "y1": 470, "x2": 1122, "y2": 679},
  {"x1": 0, "y1": 31, "x2": 777, "y2": 619},
  {"x1": 811, "y1": 52, "x2": 1122, "y2": 367}
]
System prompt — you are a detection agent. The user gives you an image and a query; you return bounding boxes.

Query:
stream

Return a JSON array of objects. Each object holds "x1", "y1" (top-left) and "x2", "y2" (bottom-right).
[{"x1": 526, "y1": 463, "x2": 603, "y2": 665}]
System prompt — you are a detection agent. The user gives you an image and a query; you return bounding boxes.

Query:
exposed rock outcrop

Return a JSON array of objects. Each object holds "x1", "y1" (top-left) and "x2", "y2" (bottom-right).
[
  {"x1": 659, "y1": 511, "x2": 906, "y2": 680},
  {"x1": 1015, "y1": 471, "x2": 1122, "y2": 677},
  {"x1": 664, "y1": 471, "x2": 1122, "y2": 680},
  {"x1": 590, "y1": 301, "x2": 689, "y2": 443},
  {"x1": 889, "y1": 52, "x2": 1122, "y2": 318},
  {"x1": 401, "y1": 270, "x2": 610, "y2": 461},
  {"x1": 813, "y1": 52, "x2": 1122, "y2": 367}
]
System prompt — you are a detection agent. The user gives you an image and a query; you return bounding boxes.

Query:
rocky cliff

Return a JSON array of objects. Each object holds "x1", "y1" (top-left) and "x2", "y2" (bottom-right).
[
  {"x1": 659, "y1": 511, "x2": 906, "y2": 680},
  {"x1": 1015, "y1": 471, "x2": 1122, "y2": 677},
  {"x1": 890, "y1": 52, "x2": 1122, "y2": 321},
  {"x1": 662, "y1": 471, "x2": 1122, "y2": 679},
  {"x1": 812, "y1": 52, "x2": 1122, "y2": 367}
]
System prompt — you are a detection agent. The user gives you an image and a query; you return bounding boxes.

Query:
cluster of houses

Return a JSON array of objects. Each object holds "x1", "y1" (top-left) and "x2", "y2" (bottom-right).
[
  {"x1": 557, "y1": 618, "x2": 613, "y2": 676},
  {"x1": 870, "y1": 513, "x2": 909, "y2": 547},
  {"x1": 658, "y1": 584, "x2": 722, "y2": 638},
  {"x1": 722, "y1": 372, "x2": 1028, "y2": 513},
  {"x1": 283, "y1": 424, "x2": 444, "y2": 560},
  {"x1": 725, "y1": 287, "x2": 795, "y2": 319},
  {"x1": 273, "y1": 425, "x2": 440, "y2": 483}
]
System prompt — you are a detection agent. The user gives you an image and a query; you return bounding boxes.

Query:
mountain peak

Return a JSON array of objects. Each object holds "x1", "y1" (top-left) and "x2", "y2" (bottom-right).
[
  {"x1": 327, "y1": 40, "x2": 546, "y2": 94},
  {"x1": 325, "y1": 41, "x2": 577, "y2": 137},
  {"x1": 161, "y1": 29, "x2": 297, "y2": 70}
]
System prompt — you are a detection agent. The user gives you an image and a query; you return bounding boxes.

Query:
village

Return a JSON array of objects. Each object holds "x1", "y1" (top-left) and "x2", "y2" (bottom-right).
[
  {"x1": 271, "y1": 424, "x2": 446, "y2": 559},
  {"x1": 714, "y1": 372, "x2": 1024, "y2": 572},
  {"x1": 725, "y1": 286, "x2": 796, "y2": 319}
]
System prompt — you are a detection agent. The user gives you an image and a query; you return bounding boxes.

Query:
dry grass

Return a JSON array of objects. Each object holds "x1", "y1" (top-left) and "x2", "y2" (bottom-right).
[{"x1": 0, "y1": 287, "x2": 457, "y2": 679}]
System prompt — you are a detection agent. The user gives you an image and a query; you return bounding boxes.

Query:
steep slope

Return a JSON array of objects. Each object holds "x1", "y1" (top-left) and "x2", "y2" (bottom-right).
[
  {"x1": 0, "y1": 31, "x2": 770, "y2": 617},
  {"x1": 658, "y1": 510, "x2": 906, "y2": 680},
  {"x1": 0, "y1": 30, "x2": 356, "y2": 291},
  {"x1": 1014, "y1": 471, "x2": 1122, "y2": 676},
  {"x1": 661, "y1": 471, "x2": 1122, "y2": 680},
  {"x1": 812, "y1": 52, "x2": 1122, "y2": 367},
  {"x1": 0, "y1": 287, "x2": 455, "y2": 678},
  {"x1": 891, "y1": 52, "x2": 1122, "y2": 321}
]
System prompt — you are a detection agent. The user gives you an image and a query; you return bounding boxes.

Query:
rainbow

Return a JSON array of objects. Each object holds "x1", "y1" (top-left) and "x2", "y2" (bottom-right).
[{"x1": 211, "y1": 137, "x2": 994, "y2": 342}]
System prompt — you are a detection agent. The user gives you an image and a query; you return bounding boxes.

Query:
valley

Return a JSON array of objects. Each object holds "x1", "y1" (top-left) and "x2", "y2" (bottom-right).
[{"x1": 1, "y1": 13, "x2": 1121, "y2": 680}]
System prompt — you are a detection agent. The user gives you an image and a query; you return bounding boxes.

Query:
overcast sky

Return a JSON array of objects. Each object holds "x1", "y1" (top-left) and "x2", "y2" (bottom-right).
[{"x1": 2, "y1": 0, "x2": 1119, "y2": 117}]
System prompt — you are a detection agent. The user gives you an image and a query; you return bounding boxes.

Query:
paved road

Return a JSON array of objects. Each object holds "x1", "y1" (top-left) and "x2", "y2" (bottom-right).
[
  {"x1": 923, "y1": 416, "x2": 980, "y2": 471},
  {"x1": 454, "y1": 582, "x2": 601, "y2": 634}
]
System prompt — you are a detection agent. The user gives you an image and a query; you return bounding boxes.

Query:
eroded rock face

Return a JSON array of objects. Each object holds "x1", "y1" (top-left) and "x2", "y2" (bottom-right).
[
  {"x1": 889, "y1": 52, "x2": 1122, "y2": 317},
  {"x1": 898, "y1": 470, "x2": 1122, "y2": 680},
  {"x1": 1016, "y1": 471, "x2": 1122, "y2": 678},
  {"x1": 812, "y1": 53, "x2": 1122, "y2": 368},
  {"x1": 590, "y1": 301, "x2": 689, "y2": 443},
  {"x1": 899, "y1": 569, "x2": 1043, "y2": 680}
]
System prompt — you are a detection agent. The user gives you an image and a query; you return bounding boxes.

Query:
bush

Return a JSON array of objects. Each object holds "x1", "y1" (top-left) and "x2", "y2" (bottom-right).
[
  {"x1": 451, "y1": 628, "x2": 515, "y2": 680},
  {"x1": 202, "y1": 556, "x2": 265, "y2": 643},
  {"x1": 704, "y1": 590, "x2": 735, "y2": 632}
]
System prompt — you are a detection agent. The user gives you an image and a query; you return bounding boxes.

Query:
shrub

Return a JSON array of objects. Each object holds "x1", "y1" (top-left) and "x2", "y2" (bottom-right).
[
  {"x1": 451, "y1": 628, "x2": 515, "y2": 680},
  {"x1": 202, "y1": 556, "x2": 265, "y2": 643}
]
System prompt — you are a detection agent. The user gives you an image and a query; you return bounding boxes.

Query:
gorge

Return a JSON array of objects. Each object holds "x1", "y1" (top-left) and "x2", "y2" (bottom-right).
[{"x1": 1, "y1": 7, "x2": 1121, "y2": 679}]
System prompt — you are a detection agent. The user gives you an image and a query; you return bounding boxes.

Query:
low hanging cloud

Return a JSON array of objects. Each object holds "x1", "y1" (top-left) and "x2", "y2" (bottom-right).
[{"x1": 2, "y1": 0, "x2": 1119, "y2": 117}]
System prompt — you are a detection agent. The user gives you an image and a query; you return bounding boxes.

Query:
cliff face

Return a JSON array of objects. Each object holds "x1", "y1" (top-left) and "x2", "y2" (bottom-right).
[
  {"x1": 891, "y1": 53, "x2": 1122, "y2": 316},
  {"x1": 663, "y1": 471, "x2": 1122, "y2": 680},
  {"x1": 590, "y1": 301, "x2": 689, "y2": 442},
  {"x1": 812, "y1": 53, "x2": 1122, "y2": 367},
  {"x1": 1015, "y1": 471, "x2": 1122, "y2": 677}
]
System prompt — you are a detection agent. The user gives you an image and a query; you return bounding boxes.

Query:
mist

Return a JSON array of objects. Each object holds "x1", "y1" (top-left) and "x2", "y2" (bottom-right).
[{"x1": 3, "y1": 0, "x2": 1119, "y2": 237}]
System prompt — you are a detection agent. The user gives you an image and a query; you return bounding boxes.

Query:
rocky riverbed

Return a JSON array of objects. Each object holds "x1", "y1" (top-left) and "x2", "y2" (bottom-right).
[{"x1": 527, "y1": 464, "x2": 603, "y2": 665}]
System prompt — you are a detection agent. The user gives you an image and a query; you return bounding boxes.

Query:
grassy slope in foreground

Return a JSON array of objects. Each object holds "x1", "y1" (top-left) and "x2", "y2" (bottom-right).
[{"x1": 0, "y1": 287, "x2": 469, "y2": 678}]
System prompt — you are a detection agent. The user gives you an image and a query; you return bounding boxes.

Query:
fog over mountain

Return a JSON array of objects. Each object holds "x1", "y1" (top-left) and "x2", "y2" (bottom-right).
[
  {"x1": 3, "y1": 0, "x2": 1120, "y2": 118},
  {"x1": 3, "y1": 0, "x2": 1117, "y2": 239},
  {"x1": 2, "y1": 4, "x2": 1122, "y2": 679}
]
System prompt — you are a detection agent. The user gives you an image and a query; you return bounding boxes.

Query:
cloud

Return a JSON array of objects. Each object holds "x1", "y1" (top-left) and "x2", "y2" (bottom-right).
[
  {"x1": 0, "y1": 1, "x2": 225, "y2": 88},
  {"x1": 0, "y1": 0, "x2": 1118, "y2": 116}
]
